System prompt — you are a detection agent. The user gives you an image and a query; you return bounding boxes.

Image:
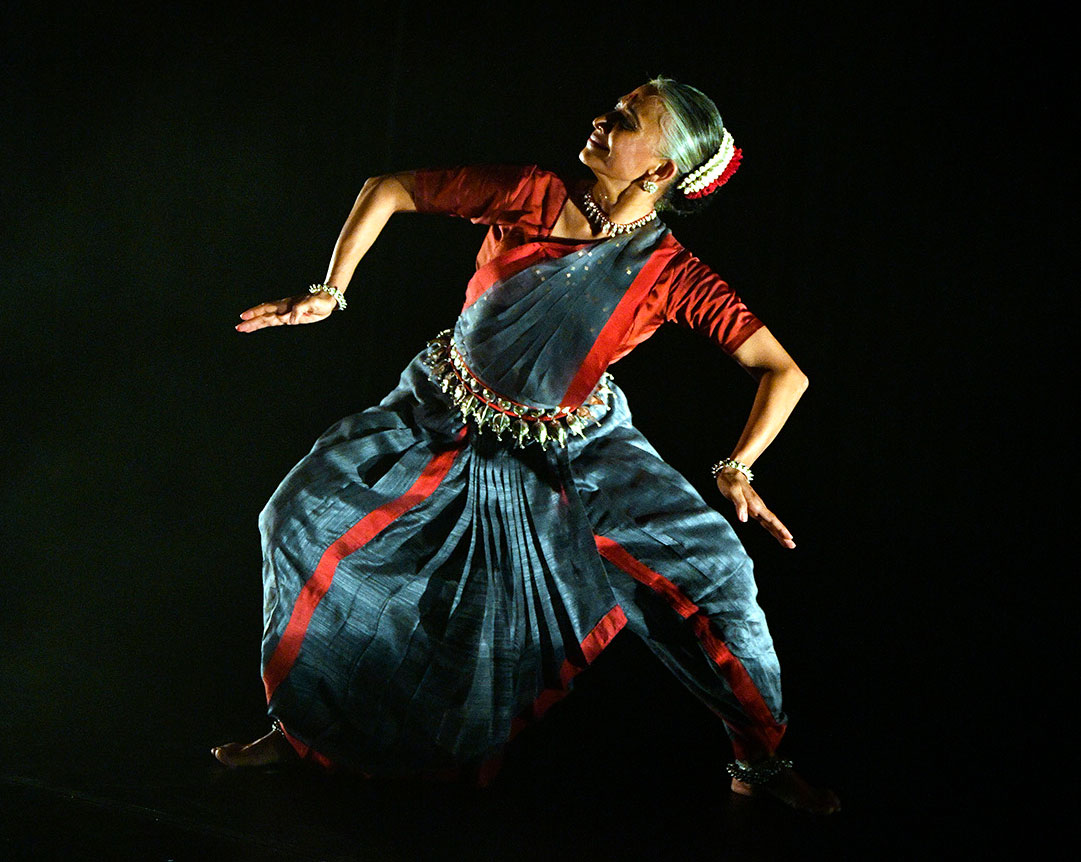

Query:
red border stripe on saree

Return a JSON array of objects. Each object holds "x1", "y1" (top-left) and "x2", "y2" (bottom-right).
[
  {"x1": 462, "y1": 239, "x2": 597, "y2": 311},
  {"x1": 593, "y1": 533, "x2": 785, "y2": 747},
  {"x1": 529, "y1": 604, "x2": 629, "y2": 722},
  {"x1": 262, "y1": 429, "x2": 469, "y2": 702},
  {"x1": 559, "y1": 233, "x2": 682, "y2": 409}
]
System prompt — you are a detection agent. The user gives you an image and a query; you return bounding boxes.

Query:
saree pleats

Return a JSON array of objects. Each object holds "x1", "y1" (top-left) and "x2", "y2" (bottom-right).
[{"x1": 258, "y1": 223, "x2": 785, "y2": 773}]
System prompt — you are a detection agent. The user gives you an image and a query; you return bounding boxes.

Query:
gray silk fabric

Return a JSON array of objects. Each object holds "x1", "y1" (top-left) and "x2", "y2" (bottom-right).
[
  {"x1": 453, "y1": 223, "x2": 666, "y2": 409},
  {"x1": 259, "y1": 231, "x2": 784, "y2": 774}
]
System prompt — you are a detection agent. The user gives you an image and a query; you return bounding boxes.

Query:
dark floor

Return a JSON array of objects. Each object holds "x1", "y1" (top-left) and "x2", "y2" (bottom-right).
[{"x1": 0, "y1": 633, "x2": 1031, "y2": 861}]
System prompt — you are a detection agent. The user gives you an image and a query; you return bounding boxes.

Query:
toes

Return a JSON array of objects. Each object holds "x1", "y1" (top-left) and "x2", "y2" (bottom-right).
[{"x1": 803, "y1": 789, "x2": 841, "y2": 815}]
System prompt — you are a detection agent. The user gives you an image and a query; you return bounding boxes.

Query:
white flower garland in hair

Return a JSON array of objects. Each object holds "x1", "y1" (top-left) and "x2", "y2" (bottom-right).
[{"x1": 676, "y1": 129, "x2": 737, "y2": 196}]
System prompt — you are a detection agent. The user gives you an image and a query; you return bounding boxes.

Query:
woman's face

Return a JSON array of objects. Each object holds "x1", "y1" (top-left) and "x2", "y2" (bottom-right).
[{"x1": 579, "y1": 85, "x2": 671, "y2": 184}]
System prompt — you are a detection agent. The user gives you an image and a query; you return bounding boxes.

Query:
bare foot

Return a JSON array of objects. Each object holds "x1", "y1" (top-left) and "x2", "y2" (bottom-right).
[
  {"x1": 730, "y1": 767, "x2": 841, "y2": 815},
  {"x1": 212, "y1": 725, "x2": 299, "y2": 767}
]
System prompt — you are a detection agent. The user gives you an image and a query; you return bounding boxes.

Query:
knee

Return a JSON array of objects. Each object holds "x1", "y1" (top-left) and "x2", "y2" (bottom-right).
[{"x1": 258, "y1": 496, "x2": 282, "y2": 543}]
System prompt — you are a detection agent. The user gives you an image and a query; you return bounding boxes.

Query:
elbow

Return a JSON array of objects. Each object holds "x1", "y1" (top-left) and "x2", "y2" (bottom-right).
[
  {"x1": 754, "y1": 365, "x2": 808, "y2": 397},
  {"x1": 359, "y1": 175, "x2": 396, "y2": 202},
  {"x1": 357, "y1": 173, "x2": 415, "y2": 213},
  {"x1": 770, "y1": 364, "x2": 808, "y2": 395},
  {"x1": 353, "y1": 176, "x2": 382, "y2": 208},
  {"x1": 358, "y1": 174, "x2": 389, "y2": 195}
]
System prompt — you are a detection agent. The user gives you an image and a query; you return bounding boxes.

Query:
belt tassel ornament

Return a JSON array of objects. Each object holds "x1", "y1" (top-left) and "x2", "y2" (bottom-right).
[{"x1": 424, "y1": 330, "x2": 611, "y2": 450}]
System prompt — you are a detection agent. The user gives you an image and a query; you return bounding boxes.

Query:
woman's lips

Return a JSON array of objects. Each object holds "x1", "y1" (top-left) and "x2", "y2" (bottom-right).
[{"x1": 587, "y1": 134, "x2": 608, "y2": 150}]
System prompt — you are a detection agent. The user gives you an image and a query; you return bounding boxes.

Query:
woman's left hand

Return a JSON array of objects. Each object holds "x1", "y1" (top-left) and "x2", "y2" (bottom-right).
[
  {"x1": 235, "y1": 291, "x2": 338, "y2": 332},
  {"x1": 715, "y1": 468, "x2": 796, "y2": 549}
]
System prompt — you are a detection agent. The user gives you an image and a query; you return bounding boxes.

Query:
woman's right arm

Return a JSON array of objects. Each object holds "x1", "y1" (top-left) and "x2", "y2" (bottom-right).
[{"x1": 236, "y1": 172, "x2": 417, "y2": 333}]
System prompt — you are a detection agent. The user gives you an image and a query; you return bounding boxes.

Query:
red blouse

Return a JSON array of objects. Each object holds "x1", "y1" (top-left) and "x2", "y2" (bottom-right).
[{"x1": 413, "y1": 164, "x2": 763, "y2": 362}]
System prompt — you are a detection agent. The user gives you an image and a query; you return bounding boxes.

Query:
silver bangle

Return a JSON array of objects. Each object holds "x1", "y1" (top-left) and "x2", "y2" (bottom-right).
[
  {"x1": 309, "y1": 283, "x2": 347, "y2": 311},
  {"x1": 726, "y1": 757, "x2": 793, "y2": 785},
  {"x1": 711, "y1": 458, "x2": 754, "y2": 482}
]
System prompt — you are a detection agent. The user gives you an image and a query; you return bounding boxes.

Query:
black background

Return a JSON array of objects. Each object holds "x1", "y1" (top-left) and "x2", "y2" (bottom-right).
[{"x1": 1, "y1": 0, "x2": 1072, "y2": 856}]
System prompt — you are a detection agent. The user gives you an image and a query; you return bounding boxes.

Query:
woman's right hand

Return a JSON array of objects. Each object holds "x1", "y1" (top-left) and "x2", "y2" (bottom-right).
[{"x1": 235, "y1": 291, "x2": 339, "y2": 332}]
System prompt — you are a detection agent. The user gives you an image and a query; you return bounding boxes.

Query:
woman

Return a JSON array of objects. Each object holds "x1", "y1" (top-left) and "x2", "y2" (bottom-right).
[{"x1": 213, "y1": 78, "x2": 839, "y2": 815}]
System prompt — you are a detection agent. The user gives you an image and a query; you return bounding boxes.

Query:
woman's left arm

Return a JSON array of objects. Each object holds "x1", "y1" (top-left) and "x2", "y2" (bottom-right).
[{"x1": 717, "y1": 326, "x2": 809, "y2": 549}]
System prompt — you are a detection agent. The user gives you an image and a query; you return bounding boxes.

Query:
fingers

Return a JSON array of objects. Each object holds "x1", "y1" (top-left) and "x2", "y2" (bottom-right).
[
  {"x1": 720, "y1": 479, "x2": 796, "y2": 549},
  {"x1": 745, "y1": 494, "x2": 796, "y2": 549},
  {"x1": 239, "y1": 298, "x2": 292, "y2": 320},
  {"x1": 755, "y1": 507, "x2": 796, "y2": 549},
  {"x1": 733, "y1": 487, "x2": 750, "y2": 524},
  {"x1": 235, "y1": 295, "x2": 333, "y2": 332},
  {"x1": 236, "y1": 297, "x2": 292, "y2": 332},
  {"x1": 235, "y1": 309, "x2": 290, "y2": 332}
]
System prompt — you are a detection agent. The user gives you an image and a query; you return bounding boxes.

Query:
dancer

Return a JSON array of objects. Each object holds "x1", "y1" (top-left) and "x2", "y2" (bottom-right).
[{"x1": 213, "y1": 77, "x2": 839, "y2": 815}]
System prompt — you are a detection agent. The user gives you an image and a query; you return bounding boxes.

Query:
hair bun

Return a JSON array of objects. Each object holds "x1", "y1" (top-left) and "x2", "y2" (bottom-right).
[{"x1": 677, "y1": 130, "x2": 741, "y2": 199}]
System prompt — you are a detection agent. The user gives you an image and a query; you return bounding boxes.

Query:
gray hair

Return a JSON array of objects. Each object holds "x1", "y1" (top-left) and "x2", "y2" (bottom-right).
[{"x1": 647, "y1": 76, "x2": 727, "y2": 215}]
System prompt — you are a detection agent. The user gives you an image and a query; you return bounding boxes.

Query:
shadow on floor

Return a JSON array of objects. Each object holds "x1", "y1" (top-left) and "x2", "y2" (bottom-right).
[{"x1": 0, "y1": 634, "x2": 1014, "y2": 860}]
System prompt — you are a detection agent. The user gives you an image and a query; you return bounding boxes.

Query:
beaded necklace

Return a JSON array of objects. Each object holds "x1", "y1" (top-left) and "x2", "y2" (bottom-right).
[{"x1": 581, "y1": 190, "x2": 658, "y2": 237}]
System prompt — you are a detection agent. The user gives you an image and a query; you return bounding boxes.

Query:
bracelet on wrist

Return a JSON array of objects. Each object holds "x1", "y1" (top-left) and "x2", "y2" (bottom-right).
[
  {"x1": 711, "y1": 458, "x2": 754, "y2": 483},
  {"x1": 309, "y1": 283, "x2": 347, "y2": 311}
]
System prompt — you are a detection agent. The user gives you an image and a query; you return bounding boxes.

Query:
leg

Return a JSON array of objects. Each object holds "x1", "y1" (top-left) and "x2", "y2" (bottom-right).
[
  {"x1": 593, "y1": 542, "x2": 839, "y2": 814},
  {"x1": 569, "y1": 410, "x2": 840, "y2": 813}
]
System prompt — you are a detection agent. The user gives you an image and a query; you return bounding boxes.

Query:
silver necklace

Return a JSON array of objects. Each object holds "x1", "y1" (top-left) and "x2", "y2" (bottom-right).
[{"x1": 582, "y1": 190, "x2": 658, "y2": 236}]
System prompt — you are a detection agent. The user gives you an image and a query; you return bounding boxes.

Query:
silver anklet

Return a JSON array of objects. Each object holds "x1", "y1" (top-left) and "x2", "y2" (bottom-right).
[{"x1": 727, "y1": 757, "x2": 793, "y2": 785}]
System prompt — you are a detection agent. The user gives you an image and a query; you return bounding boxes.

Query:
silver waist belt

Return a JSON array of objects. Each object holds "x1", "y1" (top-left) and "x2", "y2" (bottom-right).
[{"x1": 423, "y1": 329, "x2": 612, "y2": 450}]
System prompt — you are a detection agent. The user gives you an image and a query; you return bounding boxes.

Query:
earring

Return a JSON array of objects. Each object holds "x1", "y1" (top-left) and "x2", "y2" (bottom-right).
[{"x1": 641, "y1": 179, "x2": 658, "y2": 194}]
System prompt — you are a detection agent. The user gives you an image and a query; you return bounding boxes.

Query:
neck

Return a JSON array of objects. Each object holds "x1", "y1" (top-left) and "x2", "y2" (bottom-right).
[
  {"x1": 590, "y1": 177, "x2": 656, "y2": 224},
  {"x1": 590, "y1": 176, "x2": 624, "y2": 207}
]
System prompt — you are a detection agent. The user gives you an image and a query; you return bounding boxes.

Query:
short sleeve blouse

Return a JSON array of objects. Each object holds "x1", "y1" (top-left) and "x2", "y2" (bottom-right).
[{"x1": 412, "y1": 164, "x2": 764, "y2": 357}]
